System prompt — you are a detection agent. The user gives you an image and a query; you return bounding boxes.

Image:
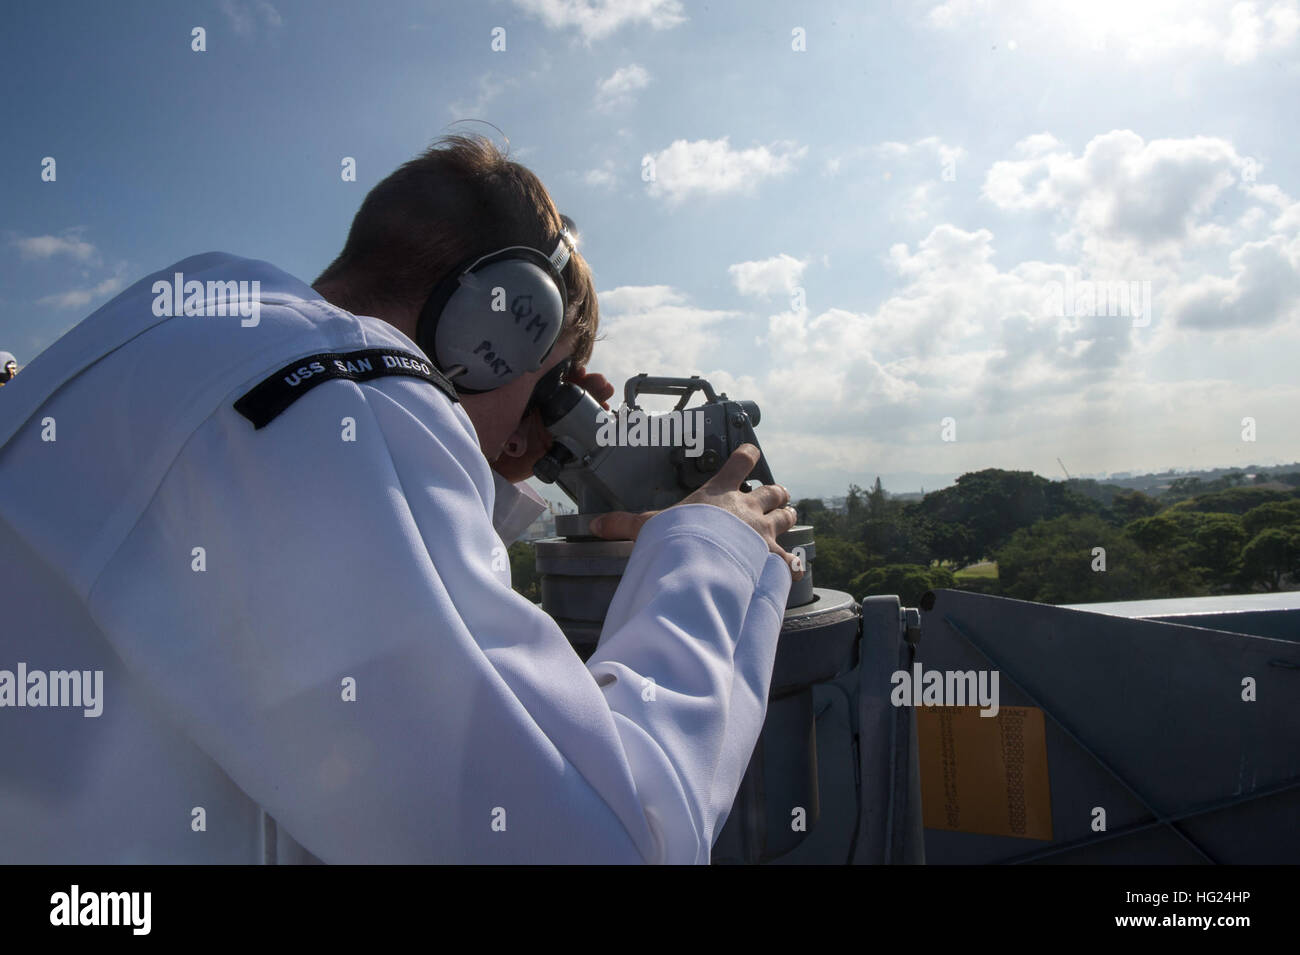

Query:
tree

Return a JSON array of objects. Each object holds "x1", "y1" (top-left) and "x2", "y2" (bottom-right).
[
  {"x1": 1242, "y1": 499, "x2": 1300, "y2": 537},
  {"x1": 1165, "y1": 476, "x2": 1205, "y2": 502},
  {"x1": 1067, "y1": 478, "x2": 1132, "y2": 508},
  {"x1": 508, "y1": 541, "x2": 541, "y2": 602},
  {"x1": 1239, "y1": 527, "x2": 1300, "y2": 591},
  {"x1": 849, "y1": 564, "x2": 956, "y2": 605},
  {"x1": 995, "y1": 515, "x2": 1154, "y2": 604},
  {"x1": 1178, "y1": 486, "x2": 1294, "y2": 516},
  {"x1": 916, "y1": 468, "x2": 1097, "y2": 565},
  {"x1": 794, "y1": 497, "x2": 827, "y2": 518},
  {"x1": 807, "y1": 537, "x2": 870, "y2": 593},
  {"x1": 1122, "y1": 512, "x2": 1208, "y2": 597},
  {"x1": 860, "y1": 509, "x2": 933, "y2": 566},
  {"x1": 1126, "y1": 511, "x2": 1193, "y2": 551},
  {"x1": 1189, "y1": 513, "x2": 1248, "y2": 582},
  {"x1": 922, "y1": 520, "x2": 975, "y2": 568},
  {"x1": 844, "y1": 483, "x2": 867, "y2": 537},
  {"x1": 794, "y1": 496, "x2": 839, "y2": 538},
  {"x1": 867, "y1": 476, "x2": 887, "y2": 519},
  {"x1": 1110, "y1": 490, "x2": 1161, "y2": 523}
]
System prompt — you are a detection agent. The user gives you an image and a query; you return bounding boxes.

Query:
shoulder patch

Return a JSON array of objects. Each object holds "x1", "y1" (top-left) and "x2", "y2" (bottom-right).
[{"x1": 234, "y1": 348, "x2": 458, "y2": 429}]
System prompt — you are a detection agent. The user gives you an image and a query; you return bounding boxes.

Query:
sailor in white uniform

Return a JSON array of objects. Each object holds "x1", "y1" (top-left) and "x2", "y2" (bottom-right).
[{"x1": 0, "y1": 143, "x2": 798, "y2": 864}]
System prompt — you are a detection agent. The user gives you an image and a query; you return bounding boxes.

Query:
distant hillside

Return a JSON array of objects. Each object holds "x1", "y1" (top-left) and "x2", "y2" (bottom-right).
[{"x1": 1087, "y1": 463, "x2": 1300, "y2": 496}]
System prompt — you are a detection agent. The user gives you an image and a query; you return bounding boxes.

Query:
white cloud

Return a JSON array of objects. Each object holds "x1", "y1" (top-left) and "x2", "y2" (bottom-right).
[
  {"x1": 983, "y1": 131, "x2": 1253, "y2": 260},
  {"x1": 1245, "y1": 182, "x2": 1290, "y2": 209},
  {"x1": 582, "y1": 192, "x2": 1300, "y2": 492},
  {"x1": 592, "y1": 285, "x2": 743, "y2": 405},
  {"x1": 583, "y1": 160, "x2": 619, "y2": 189},
  {"x1": 729, "y1": 254, "x2": 807, "y2": 299},
  {"x1": 902, "y1": 182, "x2": 938, "y2": 221},
  {"x1": 825, "y1": 138, "x2": 966, "y2": 182},
  {"x1": 11, "y1": 232, "x2": 97, "y2": 263},
  {"x1": 1226, "y1": 0, "x2": 1300, "y2": 63},
  {"x1": 219, "y1": 0, "x2": 282, "y2": 36},
  {"x1": 765, "y1": 306, "x2": 922, "y2": 413},
  {"x1": 36, "y1": 275, "x2": 125, "y2": 309},
  {"x1": 821, "y1": 138, "x2": 964, "y2": 219},
  {"x1": 1273, "y1": 200, "x2": 1300, "y2": 234},
  {"x1": 751, "y1": 222, "x2": 1156, "y2": 442},
  {"x1": 875, "y1": 141, "x2": 912, "y2": 160},
  {"x1": 887, "y1": 222, "x2": 997, "y2": 280},
  {"x1": 510, "y1": 0, "x2": 685, "y2": 42},
  {"x1": 911, "y1": 136, "x2": 966, "y2": 170},
  {"x1": 1244, "y1": 179, "x2": 1300, "y2": 234},
  {"x1": 1168, "y1": 233, "x2": 1300, "y2": 329},
  {"x1": 739, "y1": 163, "x2": 1299, "y2": 483},
  {"x1": 595, "y1": 64, "x2": 650, "y2": 111},
  {"x1": 449, "y1": 74, "x2": 516, "y2": 118},
  {"x1": 924, "y1": 0, "x2": 990, "y2": 30},
  {"x1": 868, "y1": 136, "x2": 966, "y2": 177},
  {"x1": 919, "y1": 0, "x2": 1300, "y2": 65},
  {"x1": 597, "y1": 284, "x2": 685, "y2": 313},
  {"x1": 643, "y1": 137, "x2": 806, "y2": 204},
  {"x1": 594, "y1": 132, "x2": 1300, "y2": 493},
  {"x1": 1013, "y1": 132, "x2": 1063, "y2": 158}
]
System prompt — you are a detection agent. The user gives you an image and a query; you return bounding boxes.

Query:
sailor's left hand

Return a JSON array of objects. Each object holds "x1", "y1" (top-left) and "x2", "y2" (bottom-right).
[{"x1": 567, "y1": 364, "x2": 614, "y2": 410}]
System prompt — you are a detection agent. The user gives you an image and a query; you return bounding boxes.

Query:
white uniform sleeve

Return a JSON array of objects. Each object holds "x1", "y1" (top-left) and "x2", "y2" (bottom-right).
[
  {"x1": 85, "y1": 373, "x2": 790, "y2": 863},
  {"x1": 488, "y1": 470, "x2": 548, "y2": 545}
]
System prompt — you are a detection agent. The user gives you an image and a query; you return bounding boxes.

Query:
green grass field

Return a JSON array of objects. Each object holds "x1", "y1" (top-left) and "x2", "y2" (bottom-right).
[{"x1": 954, "y1": 561, "x2": 998, "y2": 580}]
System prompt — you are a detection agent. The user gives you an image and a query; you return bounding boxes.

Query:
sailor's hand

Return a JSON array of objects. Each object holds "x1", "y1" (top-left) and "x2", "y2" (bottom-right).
[
  {"x1": 588, "y1": 444, "x2": 804, "y2": 581},
  {"x1": 568, "y1": 364, "x2": 614, "y2": 410}
]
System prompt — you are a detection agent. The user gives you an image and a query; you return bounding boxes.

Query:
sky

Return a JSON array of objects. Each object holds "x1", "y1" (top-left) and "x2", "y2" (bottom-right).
[{"x1": 2, "y1": 0, "x2": 1299, "y2": 503}]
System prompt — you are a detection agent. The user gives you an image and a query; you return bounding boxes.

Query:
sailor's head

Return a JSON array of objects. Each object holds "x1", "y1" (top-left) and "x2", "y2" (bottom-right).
[
  {"x1": 313, "y1": 135, "x2": 599, "y2": 478},
  {"x1": 0, "y1": 353, "x2": 16, "y2": 383}
]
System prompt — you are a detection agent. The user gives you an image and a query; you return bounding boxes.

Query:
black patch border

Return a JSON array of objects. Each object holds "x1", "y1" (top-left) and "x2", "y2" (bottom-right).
[{"x1": 234, "y1": 348, "x2": 458, "y2": 429}]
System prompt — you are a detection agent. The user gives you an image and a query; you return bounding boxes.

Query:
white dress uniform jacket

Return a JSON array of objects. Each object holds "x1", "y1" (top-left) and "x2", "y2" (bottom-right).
[{"x1": 0, "y1": 252, "x2": 791, "y2": 863}]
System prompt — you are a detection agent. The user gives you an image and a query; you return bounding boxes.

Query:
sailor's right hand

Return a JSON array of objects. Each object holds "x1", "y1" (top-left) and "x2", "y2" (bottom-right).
[{"x1": 587, "y1": 443, "x2": 804, "y2": 580}]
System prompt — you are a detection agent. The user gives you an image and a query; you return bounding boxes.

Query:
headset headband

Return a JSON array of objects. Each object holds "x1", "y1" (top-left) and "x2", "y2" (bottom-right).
[{"x1": 459, "y1": 229, "x2": 574, "y2": 284}]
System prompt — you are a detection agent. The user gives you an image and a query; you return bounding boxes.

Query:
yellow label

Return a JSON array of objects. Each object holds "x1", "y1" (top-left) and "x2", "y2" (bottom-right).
[{"x1": 917, "y1": 705, "x2": 1052, "y2": 840}]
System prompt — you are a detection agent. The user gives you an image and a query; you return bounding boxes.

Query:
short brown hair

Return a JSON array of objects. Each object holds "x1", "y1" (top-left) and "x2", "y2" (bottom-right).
[{"x1": 314, "y1": 134, "x2": 599, "y2": 368}]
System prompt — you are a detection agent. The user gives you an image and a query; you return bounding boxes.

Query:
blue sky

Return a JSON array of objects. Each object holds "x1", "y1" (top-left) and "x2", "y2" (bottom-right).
[{"x1": 3, "y1": 0, "x2": 1299, "y2": 499}]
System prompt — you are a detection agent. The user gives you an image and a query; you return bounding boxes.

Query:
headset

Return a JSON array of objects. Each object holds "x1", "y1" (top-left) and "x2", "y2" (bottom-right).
[{"x1": 415, "y1": 227, "x2": 576, "y2": 394}]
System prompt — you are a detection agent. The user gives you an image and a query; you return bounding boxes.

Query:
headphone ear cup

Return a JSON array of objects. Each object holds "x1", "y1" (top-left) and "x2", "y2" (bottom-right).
[
  {"x1": 415, "y1": 267, "x2": 465, "y2": 373},
  {"x1": 432, "y1": 258, "x2": 566, "y2": 392}
]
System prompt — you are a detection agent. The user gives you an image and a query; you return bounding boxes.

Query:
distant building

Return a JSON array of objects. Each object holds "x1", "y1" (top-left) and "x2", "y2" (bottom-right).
[{"x1": 524, "y1": 512, "x2": 557, "y2": 541}]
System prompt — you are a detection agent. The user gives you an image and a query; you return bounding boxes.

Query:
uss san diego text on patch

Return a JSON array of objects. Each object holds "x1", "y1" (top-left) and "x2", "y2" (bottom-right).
[{"x1": 234, "y1": 348, "x2": 458, "y2": 429}]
